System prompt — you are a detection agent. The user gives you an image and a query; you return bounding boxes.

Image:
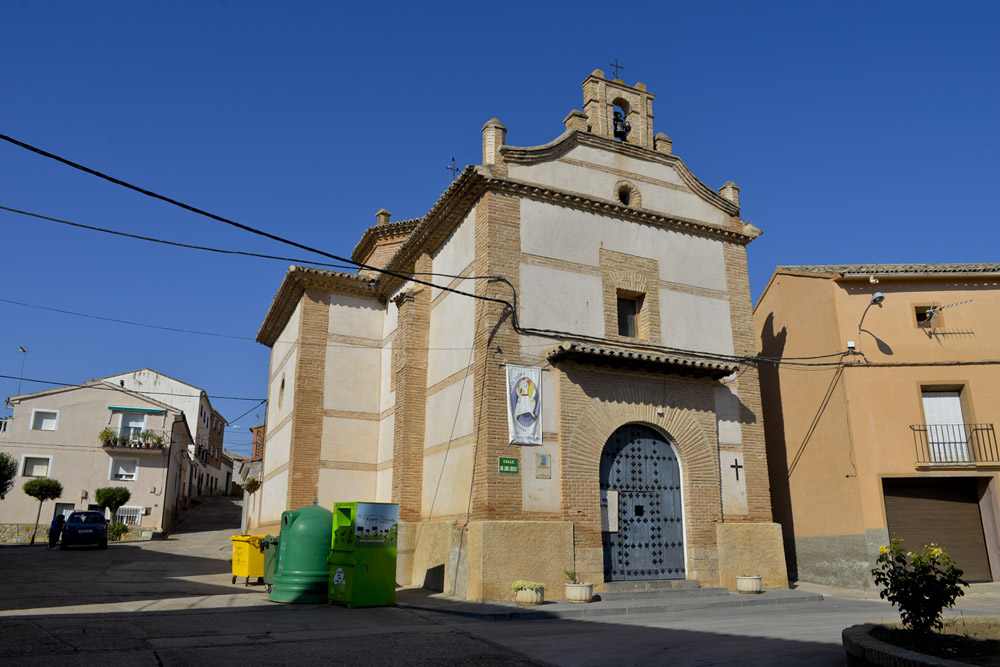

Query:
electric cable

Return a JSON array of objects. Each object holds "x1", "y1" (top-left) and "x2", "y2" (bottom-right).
[{"x1": 0, "y1": 204, "x2": 357, "y2": 270}]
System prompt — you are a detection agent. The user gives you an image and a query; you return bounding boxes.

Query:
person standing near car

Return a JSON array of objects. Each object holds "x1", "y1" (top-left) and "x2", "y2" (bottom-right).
[{"x1": 48, "y1": 514, "x2": 65, "y2": 550}]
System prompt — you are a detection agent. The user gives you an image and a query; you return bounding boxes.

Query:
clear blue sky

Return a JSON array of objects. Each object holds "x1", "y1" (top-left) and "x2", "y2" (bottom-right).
[{"x1": 2, "y1": 2, "x2": 998, "y2": 456}]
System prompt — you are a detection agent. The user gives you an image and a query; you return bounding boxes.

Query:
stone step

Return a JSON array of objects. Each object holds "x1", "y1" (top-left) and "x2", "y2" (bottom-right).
[
  {"x1": 598, "y1": 586, "x2": 729, "y2": 602},
  {"x1": 604, "y1": 579, "x2": 702, "y2": 593}
]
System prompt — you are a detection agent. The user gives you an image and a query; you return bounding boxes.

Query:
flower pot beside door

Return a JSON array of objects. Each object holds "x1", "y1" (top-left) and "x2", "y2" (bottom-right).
[
  {"x1": 736, "y1": 575, "x2": 763, "y2": 594},
  {"x1": 565, "y1": 582, "x2": 593, "y2": 603}
]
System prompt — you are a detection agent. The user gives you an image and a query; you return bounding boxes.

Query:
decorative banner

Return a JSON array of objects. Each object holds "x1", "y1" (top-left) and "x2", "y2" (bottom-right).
[{"x1": 506, "y1": 365, "x2": 542, "y2": 445}]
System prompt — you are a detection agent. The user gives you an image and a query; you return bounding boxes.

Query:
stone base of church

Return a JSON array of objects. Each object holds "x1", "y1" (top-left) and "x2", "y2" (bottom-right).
[
  {"x1": 398, "y1": 519, "x2": 575, "y2": 601},
  {"x1": 715, "y1": 522, "x2": 789, "y2": 591}
]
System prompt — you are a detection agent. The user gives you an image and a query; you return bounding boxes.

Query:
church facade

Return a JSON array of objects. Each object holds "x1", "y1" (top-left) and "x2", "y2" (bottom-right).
[{"x1": 254, "y1": 71, "x2": 787, "y2": 599}]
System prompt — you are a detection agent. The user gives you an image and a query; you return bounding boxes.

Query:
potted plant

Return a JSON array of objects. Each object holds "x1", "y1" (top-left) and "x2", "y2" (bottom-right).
[
  {"x1": 564, "y1": 570, "x2": 593, "y2": 603},
  {"x1": 736, "y1": 575, "x2": 763, "y2": 594},
  {"x1": 511, "y1": 580, "x2": 544, "y2": 606},
  {"x1": 98, "y1": 428, "x2": 116, "y2": 446},
  {"x1": 139, "y1": 430, "x2": 163, "y2": 448}
]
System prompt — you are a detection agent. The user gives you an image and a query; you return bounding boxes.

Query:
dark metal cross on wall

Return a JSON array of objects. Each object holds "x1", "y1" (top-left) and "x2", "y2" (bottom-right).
[
  {"x1": 609, "y1": 59, "x2": 625, "y2": 78},
  {"x1": 731, "y1": 458, "x2": 743, "y2": 481}
]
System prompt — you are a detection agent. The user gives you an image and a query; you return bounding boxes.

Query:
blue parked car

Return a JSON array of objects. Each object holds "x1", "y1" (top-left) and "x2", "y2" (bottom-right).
[{"x1": 60, "y1": 511, "x2": 109, "y2": 549}]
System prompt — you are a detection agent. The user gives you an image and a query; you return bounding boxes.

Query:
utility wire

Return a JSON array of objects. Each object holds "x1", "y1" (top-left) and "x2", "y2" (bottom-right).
[
  {"x1": 0, "y1": 204, "x2": 357, "y2": 270},
  {"x1": 0, "y1": 133, "x2": 515, "y2": 314},
  {"x1": 226, "y1": 399, "x2": 267, "y2": 426},
  {"x1": 0, "y1": 297, "x2": 256, "y2": 341}
]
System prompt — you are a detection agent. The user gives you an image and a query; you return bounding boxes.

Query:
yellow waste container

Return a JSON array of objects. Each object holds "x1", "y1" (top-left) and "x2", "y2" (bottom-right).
[{"x1": 230, "y1": 534, "x2": 267, "y2": 586}]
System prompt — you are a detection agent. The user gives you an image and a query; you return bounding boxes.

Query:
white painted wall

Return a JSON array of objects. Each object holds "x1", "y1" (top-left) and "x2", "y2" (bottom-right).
[
  {"x1": 659, "y1": 289, "x2": 735, "y2": 356},
  {"x1": 260, "y1": 469, "x2": 288, "y2": 524},
  {"x1": 518, "y1": 264, "x2": 604, "y2": 336},
  {"x1": 424, "y1": 376, "x2": 474, "y2": 448},
  {"x1": 323, "y1": 346, "x2": 381, "y2": 413},
  {"x1": 427, "y1": 292, "x2": 476, "y2": 388},
  {"x1": 321, "y1": 416, "x2": 378, "y2": 464},
  {"x1": 319, "y1": 468, "x2": 376, "y2": 505},
  {"x1": 421, "y1": 442, "x2": 475, "y2": 518},
  {"x1": 508, "y1": 145, "x2": 731, "y2": 227},
  {"x1": 520, "y1": 200, "x2": 728, "y2": 292},
  {"x1": 328, "y1": 293, "x2": 384, "y2": 340},
  {"x1": 430, "y1": 210, "x2": 475, "y2": 300}
]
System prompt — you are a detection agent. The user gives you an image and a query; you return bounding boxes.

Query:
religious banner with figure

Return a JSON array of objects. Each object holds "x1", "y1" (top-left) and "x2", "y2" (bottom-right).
[{"x1": 506, "y1": 365, "x2": 542, "y2": 445}]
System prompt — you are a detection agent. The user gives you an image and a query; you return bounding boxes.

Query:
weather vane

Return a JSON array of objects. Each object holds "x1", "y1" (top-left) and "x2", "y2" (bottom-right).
[
  {"x1": 609, "y1": 59, "x2": 625, "y2": 78},
  {"x1": 446, "y1": 157, "x2": 459, "y2": 181}
]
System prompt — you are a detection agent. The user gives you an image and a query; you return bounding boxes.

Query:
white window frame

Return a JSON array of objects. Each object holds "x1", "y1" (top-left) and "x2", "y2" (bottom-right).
[
  {"x1": 108, "y1": 457, "x2": 140, "y2": 482},
  {"x1": 20, "y1": 454, "x2": 52, "y2": 477},
  {"x1": 30, "y1": 409, "x2": 60, "y2": 431}
]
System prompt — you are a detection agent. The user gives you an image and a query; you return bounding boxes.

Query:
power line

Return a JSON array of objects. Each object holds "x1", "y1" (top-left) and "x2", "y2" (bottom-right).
[
  {"x1": 0, "y1": 132, "x2": 514, "y2": 314},
  {"x1": 0, "y1": 203, "x2": 357, "y2": 270},
  {"x1": 0, "y1": 297, "x2": 256, "y2": 341}
]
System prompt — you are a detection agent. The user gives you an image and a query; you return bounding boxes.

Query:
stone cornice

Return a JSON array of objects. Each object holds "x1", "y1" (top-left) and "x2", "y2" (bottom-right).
[
  {"x1": 547, "y1": 341, "x2": 738, "y2": 379},
  {"x1": 491, "y1": 174, "x2": 759, "y2": 244},
  {"x1": 256, "y1": 266, "x2": 379, "y2": 347},
  {"x1": 350, "y1": 218, "x2": 421, "y2": 264},
  {"x1": 500, "y1": 130, "x2": 742, "y2": 218}
]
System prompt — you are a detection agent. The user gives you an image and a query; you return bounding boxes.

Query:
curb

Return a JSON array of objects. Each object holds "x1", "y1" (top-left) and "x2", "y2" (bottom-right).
[
  {"x1": 842, "y1": 623, "x2": 970, "y2": 667},
  {"x1": 399, "y1": 590, "x2": 825, "y2": 622}
]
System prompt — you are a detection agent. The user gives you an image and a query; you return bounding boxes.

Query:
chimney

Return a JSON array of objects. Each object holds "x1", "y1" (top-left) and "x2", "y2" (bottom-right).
[
  {"x1": 375, "y1": 209, "x2": 391, "y2": 226},
  {"x1": 719, "y1": 181, "x2": 740, "y2": 207},
  {"x1": 482, "y1": 118, "x2": 507, "y2": 168}
]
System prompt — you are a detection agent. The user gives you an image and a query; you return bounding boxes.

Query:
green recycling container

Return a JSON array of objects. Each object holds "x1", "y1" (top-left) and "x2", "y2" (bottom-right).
[
  {"x1": 269, "y1": 506, "x2": 333, "y2": 604},
  {"x1": 261, "y1": 535, "x2": 280, "y2": 592},
  {"x1": 327, "y1": 502, "x2": 399, "y2": 608}
]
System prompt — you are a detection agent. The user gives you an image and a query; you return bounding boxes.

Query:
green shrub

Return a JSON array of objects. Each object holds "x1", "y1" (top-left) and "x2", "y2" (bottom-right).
[
  {"x1": 108, "y1": 522, "x2": 129, "y2": 541},
  {"x1": 511, "y1": 580, "x2": 544, "y2": 593},
  {"x1": 872, "y1": 540, "x2": 967, "y2": 634},
  {"x1": 0, "y1": 452, "x2": 17, "y2": 500},
  {"x1": 95, "y1": 487, "x2": 131, "y2": 519}
]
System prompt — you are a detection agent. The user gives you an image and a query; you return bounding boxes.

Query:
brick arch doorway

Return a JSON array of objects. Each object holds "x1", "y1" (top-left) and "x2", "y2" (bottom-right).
[{"x1": 601, "y1": 423, "x2": 685, "y2": 581}]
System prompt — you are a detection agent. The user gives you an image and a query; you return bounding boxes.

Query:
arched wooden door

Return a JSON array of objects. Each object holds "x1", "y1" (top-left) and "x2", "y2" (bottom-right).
[{"x1": 601, "y1": 423, "x2": 685, "y2": 581}]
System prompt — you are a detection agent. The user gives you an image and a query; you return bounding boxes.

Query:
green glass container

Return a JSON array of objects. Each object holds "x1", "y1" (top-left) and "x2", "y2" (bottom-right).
[{"x1": 269, "y1": 506, "x2": 334, "y2": 604}]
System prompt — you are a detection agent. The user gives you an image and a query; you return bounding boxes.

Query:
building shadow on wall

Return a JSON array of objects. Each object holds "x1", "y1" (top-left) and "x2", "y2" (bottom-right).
[{"x1": 758, "y1": 312, "x2": 797, "y2": 580}]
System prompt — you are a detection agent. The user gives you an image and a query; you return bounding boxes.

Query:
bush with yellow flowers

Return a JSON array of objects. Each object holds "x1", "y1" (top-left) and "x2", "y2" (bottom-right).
[{"x1": 872, "y1": 540, "x2": 967, "y2": 634}]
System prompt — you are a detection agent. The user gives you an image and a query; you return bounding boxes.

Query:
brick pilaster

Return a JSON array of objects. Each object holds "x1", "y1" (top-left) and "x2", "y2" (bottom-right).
[
  {"x1": 470, "y1": 190, "x2": 523, "y2": 520},
  {"x1": 391, "y1": 255, "x2": 431, "y2": 521},
  {"x1": 287, "y1": 290, "x2": 328, "y2": 509}
]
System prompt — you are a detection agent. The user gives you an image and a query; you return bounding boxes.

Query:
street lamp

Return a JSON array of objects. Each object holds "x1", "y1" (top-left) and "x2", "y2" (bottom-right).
[{"x1": 857, "y1": 292, "x2": 886, "y2": 333}]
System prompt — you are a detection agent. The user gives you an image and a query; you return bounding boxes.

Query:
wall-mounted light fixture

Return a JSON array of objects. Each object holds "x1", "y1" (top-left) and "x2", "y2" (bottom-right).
[
  {"x1": 81, "y1": 489, "x2": 88, "y2": 500},
  {"x1": 857, "y1": 292, "x2": 886, "y2": 333}
]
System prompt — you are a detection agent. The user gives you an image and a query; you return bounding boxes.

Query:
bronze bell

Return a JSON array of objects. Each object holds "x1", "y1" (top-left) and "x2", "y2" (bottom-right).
[{"x1": 613, "y1": 110, "x2": 631, "y2": 141}]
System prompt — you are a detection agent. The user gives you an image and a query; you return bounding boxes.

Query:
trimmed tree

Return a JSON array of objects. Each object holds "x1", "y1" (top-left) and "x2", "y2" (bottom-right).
[
  {"x1": 23, "y1": 477, "x2": 63, "y2": 545},
  {"x1": 95, "y1": 486, "x2": 131, "y2": 523},
  {"x1": 0, "y1": 452, "x2": 17, "y2": 500}
]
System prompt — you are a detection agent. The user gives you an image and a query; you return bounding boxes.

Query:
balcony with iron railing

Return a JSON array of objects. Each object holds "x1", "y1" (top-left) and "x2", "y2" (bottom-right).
[
  {"x1": 911, "y1": 423, "x2": 999, "y2": 465},
  {"x1": 99, "y1": 427, "x2": 169, "y2": 453}
]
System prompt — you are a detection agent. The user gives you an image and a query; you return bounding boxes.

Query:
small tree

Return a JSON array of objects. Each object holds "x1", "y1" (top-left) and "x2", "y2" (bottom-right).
[
  {"x1": 0, "y1": 452, "x2": 17, "y2": 500},
  {"x1": 95, "y1": 487, "x2": 131, "y2": 522},
  {"x1": 872, "y1": 540, "x2": 967, "y2": 634},
  {"x1": 22, "y1": 477, "x2": 63, "y2": 545}
]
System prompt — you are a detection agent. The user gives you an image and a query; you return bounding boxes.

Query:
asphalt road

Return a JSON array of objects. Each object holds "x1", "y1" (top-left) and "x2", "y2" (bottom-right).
[{"x1": 1, "y1": 496, "x2": 992, "y2": 666}]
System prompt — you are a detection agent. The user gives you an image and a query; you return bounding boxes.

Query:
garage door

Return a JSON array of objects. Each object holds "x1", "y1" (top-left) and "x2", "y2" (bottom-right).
[{"x1": 883, "y1": 478, "x2": 992, "y2": 582}]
